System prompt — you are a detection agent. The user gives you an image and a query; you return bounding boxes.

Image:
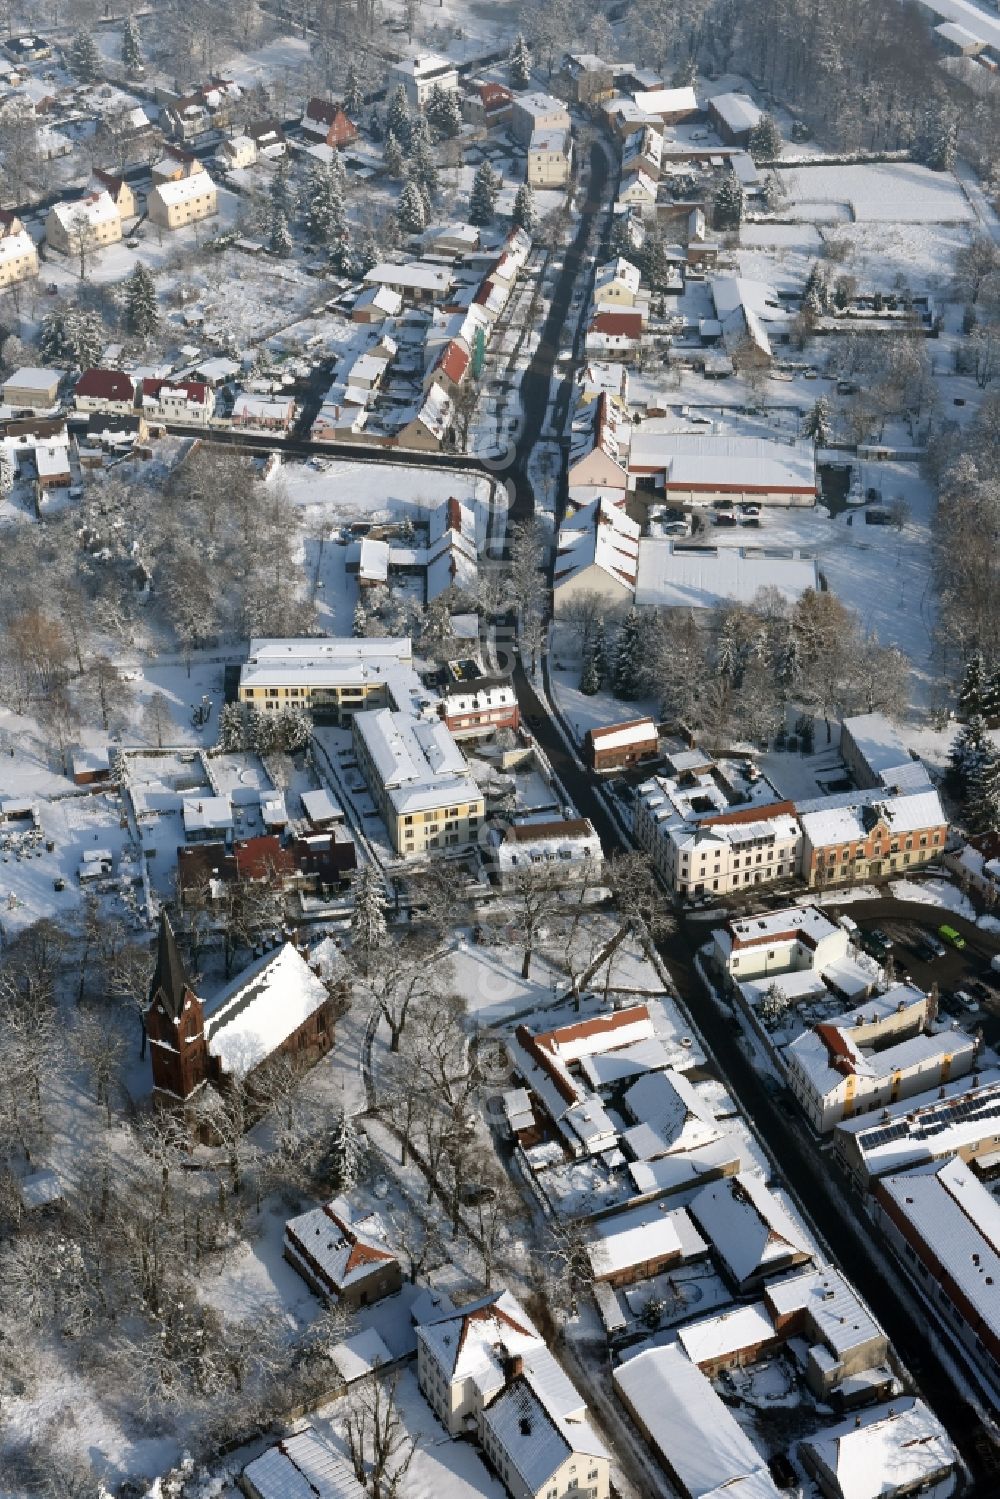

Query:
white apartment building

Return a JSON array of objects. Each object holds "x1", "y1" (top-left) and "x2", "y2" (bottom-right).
[
  {"x1": 527, "y1": 128, "x2": 573, "y2": 187},
  {"x1": 352, "y1": 706, "x2": 484, "y2": 859},
  {"x1": 389, "y1": 52, "x2": 458, "y2": 109},
  {"x1": 490, "y1": 816, "x2": 603, "y2": 890},
  {"x1": 148, "y1": 168, "x2": 218, "y2": 230},
  {"x1": 714, "y1": 905, "x2": 849, "y2": 981},
  {"x1": 238, "y1": 637, "x2": 423, "y2": 724},
  {"x1": 633, "y1": 768, "x2": 801, "y2": 896},
  {"x1": 417, "y1": 1290, "x2": 610, "y2": 1499},
  {"x1": 511, "y1": 91, "x2": 571, "y2": 146},
  {"x1": 45, "y1": 190, "x2": 122, "y2": 256},
  {"x1": 0, "y1": 226, "x2": 37, "y2": 287},
  {"x1": 785, "y1": 985, "x2": 977, "y2": 1132}
]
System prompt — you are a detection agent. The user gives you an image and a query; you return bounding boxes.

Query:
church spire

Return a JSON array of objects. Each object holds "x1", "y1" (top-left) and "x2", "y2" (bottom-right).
[{"x1": 148, "y1": 909, "x2": 192, "y2": 1022}]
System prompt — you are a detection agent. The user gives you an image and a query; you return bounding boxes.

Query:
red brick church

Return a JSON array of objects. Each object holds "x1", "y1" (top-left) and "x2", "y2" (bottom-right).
[{"x1": 145, "y1": 913, "x2": 342, "y2": 1101}]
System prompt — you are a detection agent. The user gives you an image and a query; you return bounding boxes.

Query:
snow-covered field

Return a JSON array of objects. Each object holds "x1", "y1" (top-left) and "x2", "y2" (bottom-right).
[{"x1": 775, "y1": 161, "x2": 975, "y2": 224}]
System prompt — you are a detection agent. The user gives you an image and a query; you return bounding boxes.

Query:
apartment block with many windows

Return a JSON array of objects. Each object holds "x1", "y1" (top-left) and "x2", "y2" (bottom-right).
[{"x1": 352, "y1": 706, "x2": 483, "y2": 860}]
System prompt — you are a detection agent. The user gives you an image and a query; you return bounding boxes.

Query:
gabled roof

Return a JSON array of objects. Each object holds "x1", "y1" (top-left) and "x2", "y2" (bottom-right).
[
  {"x1": 589, "y1": 310, "x2": 643, "y2": 337},
  {"x1": 436, "y1": 337, "x2": 470, "y2": 385},
  {"x1": 75, "y1": 368, "x2": 134, "y2": 402}
]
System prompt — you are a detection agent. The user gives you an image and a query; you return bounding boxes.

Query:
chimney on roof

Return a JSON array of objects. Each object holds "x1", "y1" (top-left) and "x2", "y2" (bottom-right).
[{"x1": 504, "y1": 1353, "x2": 524, "y2": 1385}]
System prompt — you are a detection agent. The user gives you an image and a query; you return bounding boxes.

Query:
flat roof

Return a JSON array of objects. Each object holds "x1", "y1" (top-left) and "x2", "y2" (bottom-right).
[{"x1": 636, "y1": 541, "x2": 818, "y2": 610}]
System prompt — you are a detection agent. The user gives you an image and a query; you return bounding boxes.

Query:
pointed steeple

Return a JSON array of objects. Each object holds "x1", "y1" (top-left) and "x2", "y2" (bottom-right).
[{"x1": 148, "y1": 910, "x2": 192, "y2": 1021}]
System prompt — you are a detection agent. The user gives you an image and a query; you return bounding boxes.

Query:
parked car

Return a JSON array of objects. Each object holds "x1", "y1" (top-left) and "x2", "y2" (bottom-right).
[
  {"x1": 920, "y1": 932, "x2": 947, "y2": 958},
  {"x1": 740, "y1": 503, "x2": 762, "y2": 518},
  {"x1": 967, "y1": 979, "x2": 992, "y2": 1004},
  {"x1": 953, "y1": 989, "x2": 978, "y2": 1012},
  {"x1": 663, "y1": 519, "x2": 690, "y2": 536},
  {"x1": 713, "y1": 507, "x2": 738, "y2": 525},
  {"x1": 861, "y1": 928, "x2": 893, "y2": 961},
  {"x1": 938, "y1": 923, "x2": 966, "y2": 950}
]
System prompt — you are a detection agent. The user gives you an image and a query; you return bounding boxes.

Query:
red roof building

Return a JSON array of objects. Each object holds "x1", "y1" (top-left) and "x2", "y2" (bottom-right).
[
  {"x1": 302, "y1": 98, "x2": 359, "y2": 148},
  {"x1": 74, "y1": 368, "x2": 135, "y2": 407}
]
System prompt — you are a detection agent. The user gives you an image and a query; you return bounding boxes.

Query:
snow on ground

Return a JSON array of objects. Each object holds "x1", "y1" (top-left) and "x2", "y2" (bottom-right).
[
  {"x1": 279, "y1": 457, "x2": 492, "y2": 527},
  {"x1": 888, "y1": 877, "x2": 975, "y2": 919},
  {"x1": 775, "y1": 162, "x2": 975, "y2": 223},
  {"x1": 740, "y1": 223, "x2": 825, "y2": 251},
  {"x1": 549, "y1": 623, "x2": 659, "y2": 745},
  {"x1": 820, "y1": 220, "x2": 973, "y2": 293}
]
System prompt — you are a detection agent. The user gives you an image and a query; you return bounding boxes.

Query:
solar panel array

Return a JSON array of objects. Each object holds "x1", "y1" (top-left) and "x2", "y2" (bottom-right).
[{"x1": 857, "y1": 1083, "x2": 1000, "y2": 1152}]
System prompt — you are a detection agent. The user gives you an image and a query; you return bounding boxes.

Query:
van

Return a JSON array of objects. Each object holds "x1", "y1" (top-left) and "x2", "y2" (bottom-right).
[{"x1": 938, "y1": 924, "x2": 966, "y2": 951}]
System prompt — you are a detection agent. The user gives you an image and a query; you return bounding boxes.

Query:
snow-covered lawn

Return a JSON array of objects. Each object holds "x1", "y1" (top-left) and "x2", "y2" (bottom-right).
[
  {"x1": 888, "y1": 877, "x2": 975, "y2": 919},
  {"x1": 775, "y1": 162, "x2": 975, "y2": 223}
]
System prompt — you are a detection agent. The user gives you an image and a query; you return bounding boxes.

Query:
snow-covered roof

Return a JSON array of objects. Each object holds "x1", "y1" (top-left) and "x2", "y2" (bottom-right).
[
  {"x1": 587, "y1": 1200, "x2": 705, "y2": 1279},
  {"x1": 632, "y1": 85, "x2": 698, "y2": 115},
  {"x1": 242, "y1": 1427, "x2": 366, "y2": 1499},
  {"x1": 529, "y1": 127, "x2": 570, "y2": 155},
  {"x1": 621, "y1": 1068, "x2": 721, "y2": 1159},
  {"x1": 800, "y1": 1397, "x2": 956, "y2": 1499},
  {"x1": 365, "y1": 260, "x2": 453, "y2": 294},
  {"x1": 204, "y1": 942, "x2": 331, "y2": 1079},
  {"x1": 587, "y1": 718, "x2": 657, "y2": 752},
  {"x1": 418, "y1": 1290, "x2": 542, "y2": 1394},
  {"x1": 724, "y1": 903, "x2": 841, "y2": 953},
  {"x1": 481, "y1": 1366, "x2": 607, "y2": 1493},
  {"x1": 554, "y1": 495, "x2": 639, "y2": 594},
  {"x1": 834, "y1": 1069, "x2": 1000, "y2": 1178},
  {"x1": 636, "y1": 541, "x2": 818, "y2": 610},
  {"x1": 764, "y1": 1264, "x2": 884, "y2": 1358},
  {"x1": 689, "y1": 1172, "x2": 812, "y2": 1286},
  {"x1": 285, "y1": 1196, "x2": 397, "y2": 1294},
  {"x1": 182, "y1": 794, "x2": 232, "y2": 835},
  {"x1": 240, "y1": 637, "x2": 415, "y2": 691},
  {"x1": 50, "y1": 190, "x2": 119, "y2": 234},
  {"x1": 353, "y1": 707, "x2": 481, "y2": 816},
  {"x1": 613, "y1": 1345, "x2": 781, "y2": 1498},
  {"x1": 875, "y1": 1156, "x2": 1000, "y2": 1343},
  {"x1": 301, "y1": 787, "x2": 342, "y2": 825},
  {"x1": 841, "y1": 712, "x2": 930, "y2": 788},
  {"x1": 233, "y1": 392, "x2": 293, "y2": 422},
  {"x1": 392, "y1": 51, "x2": 456, "y2": 80},
  {"x1": 678, "y1": 1301, "x2": 776, "y2": 1368},
  {"x1": 796, "y1": 787, "x2": 946, "y2": 848},
  {"x1": 630, "y1": 431, "x2": 816, "y2": 493},
  {"x1": 709, "y1": 91, "x2": 762, "y2": 134},
  {"x1": 0, "y1": 229, "x2": 34, "y2": 265},
  {"x1": 787, "y1": 1015, "x2": 975, "y2": 1102},
  {"x1": 151, "y1": 169, "x2": 216, "y2": 207},
  {"x1": 5, "y1": 366, "x2": 60, "y2": 392},
  {"x1": 514, "y1": 90, "x2": 570, "y2": 121}
]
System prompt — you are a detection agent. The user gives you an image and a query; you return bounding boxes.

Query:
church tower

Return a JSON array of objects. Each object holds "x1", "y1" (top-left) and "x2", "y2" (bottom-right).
[{"x1": 144, "y1": 911, "x2": 208, "y2": 1099}]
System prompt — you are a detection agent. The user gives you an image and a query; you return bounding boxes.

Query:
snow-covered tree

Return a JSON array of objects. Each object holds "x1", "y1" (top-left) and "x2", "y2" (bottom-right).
[
  {"x1": 125, "y1": 261, "x2": 158, "y2": 338},
  {"x1": 351, "y1": 863, "x2": 387, "y2": 973},
  {"x1": 306, "y1": 159, "x2": 346, "y2": 245},
  {"x1": 612, "y1": 607, "x2": 647, "y2": 699},
  {"x1": 804, "y1": 396, "x2": 832, "y2": 445},
  {"x1": 386, "y1": 84, "x2": 411, "y2": 147},
  {"x1": 269, "y1": 208, "x2": 293, "y2": 257},
  {"x1": 609, "y1": 208, "x2": 639, "y2": 259},
  {"x1": 426, "y1": 82, "x2": 462, "y2": 138},
  {"x1": 965, "y1": 740, "x2": 1000, "y2": 835},
  {"x1": 40, "y1": 307, "x2": 104, "y2": 369},
  {"x1": 760, "y1": 981, "x2": 792, "y2": 1025},
  {"x1": 509, "y1": 31, "x2": 532, "y2": 89},
  {"x1": 640, "y1": 228, "x2": 672, "y2": 291},
  {"x1": 950, "y1": 713, "x2": 991, "y2": 792},
  {"x1": 397, "y1": 178, "x2": 427, "y2": 236},
  {"x1": 0, "y1": 446, "x2": 14, "y2": 497},
  {"x1": 69, "y1": 30, "x2": 101, "y2": 83},
  {"x1": 713, "y1": 171, "x2": 744, "y2": 229},
  {"x1": 270, "y1": 157, "x2": 296, "y2": 221},
  {"x1": 747, "y1": 112, "x2": 782, "y2": 164},
  {"x1": 331, "y1": 1106, "x2": 368, "y2": 1191},
  {"x1": 384, "y1": 128, "x2": 405, "y2": 178},
  {"x1": 353, "y1": 599, "x2": 368, "y2": 637},
  {"x1": 580, "y1": 644, "x2": 601, "y2": 695},
  {"x1": 121, "y1": 13, "x2": 142, "y2": 73},
  {"x1": 344, "y1": 62, "x2": 364, "y2": 117},
  {"x1": 959, "y1": 652, "x2": 988, "y2": 720},
  {"x1": 671, "y1": 56, "x2": 697, "y2": 87},
  {"x1": 512, "y1": 181, "x2": 536, "y2": 232},
  {"x1": 469, "y1": 161, "x2": 500, "y2": 227},
  {"x1": 410, "y1": 123, "x2": 439, "y2": 199},
  {"x1": 916, "y1": 105, "x2": 957, "y2": 172}
]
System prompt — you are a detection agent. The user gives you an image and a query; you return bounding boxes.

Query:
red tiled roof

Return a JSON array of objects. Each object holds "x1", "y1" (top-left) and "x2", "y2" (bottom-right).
[
  {"x1": 76, "y1": 368, "x2": 134, "y2": 402},
  {"x1": 233, "y1": 835, "x2": 295, "y2": 881},
  {"x1": 93, "y1": 168, "x2": 127, "y2": 195},
  {"x1": 437, "y1": 339, "x2": 470, "y2": 385},
  {"x1": 305, "y1": 98, "x2": 358, "y2": 142},
  {"x1": 477, "y1": 82, "x2": 512, "y2": 109},
  {"x1": 591, "y1": 311, "x2": 643, "y2": 336}
]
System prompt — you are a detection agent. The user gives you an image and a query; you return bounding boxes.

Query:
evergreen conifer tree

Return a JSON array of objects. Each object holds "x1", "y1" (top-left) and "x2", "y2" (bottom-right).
[
  {"x1": 580, "y1": 645, "x2": 601, "y2": 695},
  {"x1": 69, "y1": 31, "x2": 101, "y2": 84},
  {"x1": 804, "y1": 397, "x2": 832, "y2": 445},
  {"x1": 331, "y1": 1107, "x2": 368, "y2": 1191},
  {"x1": 469, "y1": 161, "x2": 499, "y2": 226},
  {"x1": 344, "y1": 62, "x2": 364, "y2": 116},
  {"x1": 397, "y1": 178, "x2": 427, "y2": 235},
  {"x1": 512, "y1": 181, "x2": 536, "y2": 232},
  {"x1": 609, "y1": 210, "x2": 637, "y2": 259},
  {"x1": 950, "y1": 714, "x2": 990, "y2": 793},
  {"x1": 959, "y1": 652, "x2": 987, "y2": 720},
  {"x1": 983, "y1": 665, "x2": 1000, "y2": 724},
  {"x1": 125, "y1": 262, "x2": 158, "y2": 338},
  {"x1": 351, "y1": 864, "x2": 387, "y2": 973},
  {"x1": 509, "y1": 32, "x2": 533, "y2": 89},
  {"x1": 612, "y1": 608, "x2": 646, "y2": 700},
  {"x1": 384, "y1": 129, "x2": 405, "y2": 178},
  {"x1": 269, "y1": 209, "x2": 292, "y2": 257},
  {"x1": 386, "y1": 84, "x2": 411, "y2": 147},
  {"x1": 306, "y1": 160, "x2": 345, "y2": 245},
  {"x1": 713, "y1": 172, "x2": 744, "y2": 229},
  {"x1": 641, "y1": 228, "x2": 671, "y2": 291},
  {"x1": 747, "y1": 113, "x2": 782, "y2": 164},
  {"x1": 121, "y1": 14, "x2": 142, "y2": 73},
  {"x1": 0, "y1": 446, "x2": 13, "y2": 497},
  {"x1": 965, "y1": 742, "x2": 1000, "y2": 835}
]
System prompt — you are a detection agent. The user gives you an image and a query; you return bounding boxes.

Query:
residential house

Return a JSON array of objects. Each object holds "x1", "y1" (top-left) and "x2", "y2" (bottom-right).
[
  {"x1": 247, "y1": 119, "x2": 287, "y2": 159},
  {"x1": 558, "y1": 53, "x2": 615, "y2": 105},
  {"x1": 147, "y1": 167, "x2": 218, "y2": 229},
  {"x1": 74, "y1": 368, "x2": 135, "y2": 415},
  {"x1": 0, "y1": 223, "x2": 38, "y2": 288},
  {"x1": 763, "y1": 1265, "x2": 889, "y2": 1398},
  {"x1": 586, "y1": 719, "x2": 658, "y2": 772},
  {"x1": 231, "y1": 391, "x2": 295, "y2": 432},
  {"x1": 237, "y1": 636, "x2": 418, "y2": 724},
  {"x1": 421, "y1": 221, "x2": 481, "y2": 258},
  {"x1": 35, "y1": 442, "x2": 71, "y2": 489},
  {"x1": 872, "y1": 1156, "x2": 1000, "y2": 1407},
  {"x1": 284, "y1": 1197, "x2": 401, "y2": 1308},
  {"x1": 615, "y1": 169, "x2": 657, "y2": 212},
  {"x1": 797, "y1": 787, "x2": 948, "y2": 888},
  {"x1": 708, "y1": 91, "x2": 763, "y2": 145},
  {"x1": 144, "y1": 912, "x2": 339, "y2": 1101},
  {"x1": 552, "y1": 496, "x2": 639, "y2": 612},
  {"x1": 45, "y1": 190, "x2": 122, "y2": 257},
  {"x1": 3, "y1": 367, "x2": 62, "y2": 410},
  {"x1": 621, "y1": 127, "x2": 663, "y2": 181},
  {"x1": 566, "y1": 389, "x2": 630, "y2": 504},
  {"x1": 352, "y1": 706, "x2": 484, "y2": 859},
  {"x1": 633, "y1": 84, "x2": 700, "y2": 124},
  {"x1": 688, "y1": 1172, "x2": 814, "y2": 1292},
  {"x1": 390, "y1": 53, "x2": 458, "y2": 110},
  {"x1": 217, "y1": 134, "x2": 256, "y2": 170},
  {"x1": 511, "y1": 91, "x2": 571, "y2": 146},
  {"x1": 713, "y1": 904, "x2": 875, "y2": 1011},
  {"x1": 800, "y1": 1398, "x2": 958, "y2": 1499},
  {"x1": 151, "y1": 145, "x2": 201, "y2": 184},
  {"x1": 364, "y1": 260, "x2": 454, "y2": 306},
  {"x1": 418, "y1": 1289, "x2": 610, "y2": 1499},
  {"x1": 421, "y1": 491, "x2": 478, "y2": 600},
  {"x1": 351, "y1": 284, "x2": 404, "y2": 323},
  {"x1": 490, "y1": 816, "x2": 603, "y2": 890},
  {"x1": 140, "y1": 378, "x2": 214, "y2": 425},
  {"x1": 439, "y1": 663, "x2": 519, "y2": 739},
  {"x1": 426, "y1": 336, "x2": 471, "y2": 400},
  {"x1": 464, "y1": 80, "x2": 514, "y2": 129},
  {"x1": 527, "y1": 128, "x2": 572, "y2": 187},
  {"x1": 91, "y1": 169, "x2": 136, "y2": 219},
  {"x1": 785, "y1": 984, "x2": 977, "y2": 1132},
  {"x1": 586, "y1": 1200, "x2": 706, "y2": 1287},
  {"x1": 396, "y1": 384, "x2": 454, "y2": 451},
  {"x1": 593, "y1": 257, "x2": 643, "y2": 309},
  {"x1": 301, "y1": 97, "x2": 358, "y2": 148},
  {"x1": 613, "y1": 1346, "x2": 781, "y2": 1499},
  {"x1": 586, "y1": 310, "x2": 644, "y2": 359},
  {"x1": 162, "y1": 76, "x2": 243, "y2": 140}
]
